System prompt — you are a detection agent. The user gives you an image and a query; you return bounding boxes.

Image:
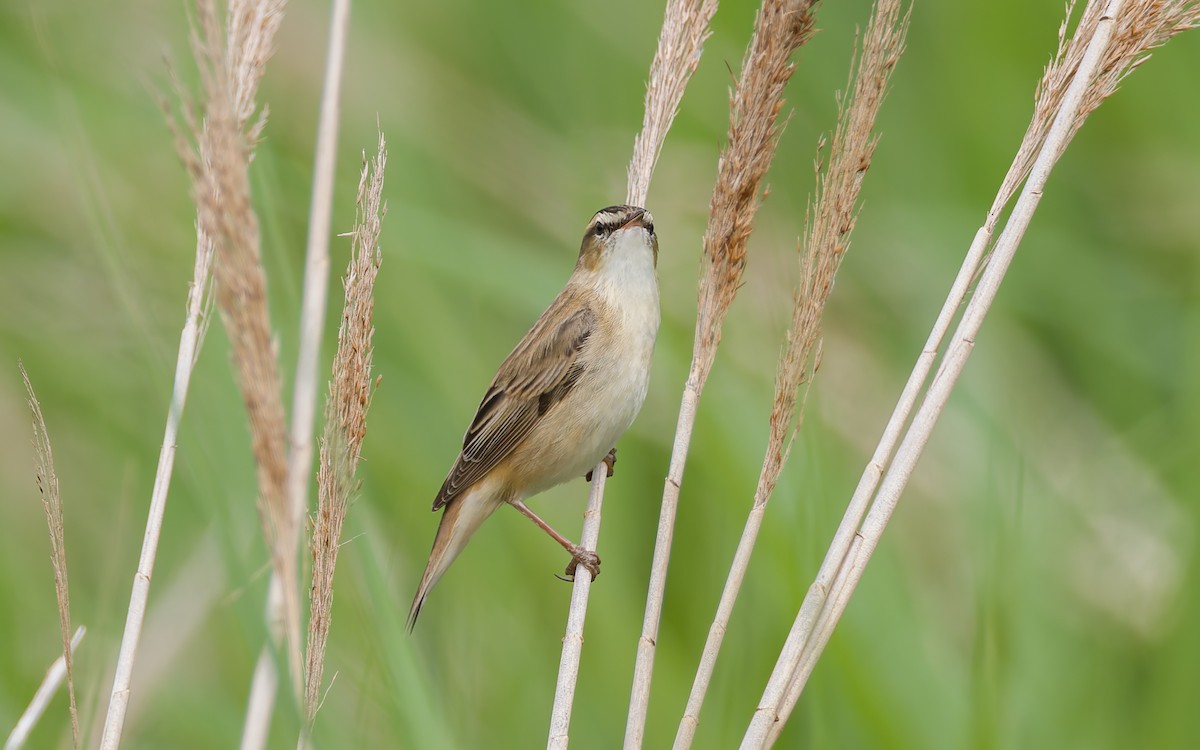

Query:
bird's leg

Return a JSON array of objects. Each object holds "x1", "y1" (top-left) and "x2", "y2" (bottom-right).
[
  {"x1": 584, "y1": 448, "x2": 617, "y2": 482},
  {"x1": 508, "y1": 498, "x2": 601, "y2": 581}
]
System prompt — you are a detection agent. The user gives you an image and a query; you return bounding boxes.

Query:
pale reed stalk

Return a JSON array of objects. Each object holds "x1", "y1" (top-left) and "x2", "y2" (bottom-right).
[
  {"x1": 4, "y1": 627, "x2": 86, "y2": 750},
  {"x1": 742, "y1": 1, "x2": 1200, "y2": 746},
  {"x1": 547, "y1": 468, "x2": 610, "y2": 750},
  {"x1": 99, "y1": 224, "x2": 215, "y2": 749},
  {"x1": 546, "y1": 0, "x2": 718, "y2": 746},
  {"x1": 674, "y1": 3, "x2": 909, "y2": 746},
  {"x1": 625, "y1": 2, "x2": 816, "y2": 746}
]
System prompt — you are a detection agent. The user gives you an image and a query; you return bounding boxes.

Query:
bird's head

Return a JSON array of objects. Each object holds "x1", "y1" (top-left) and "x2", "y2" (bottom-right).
[{"x1": 577, "y1": 205, "x2": 658, "y2": 273}]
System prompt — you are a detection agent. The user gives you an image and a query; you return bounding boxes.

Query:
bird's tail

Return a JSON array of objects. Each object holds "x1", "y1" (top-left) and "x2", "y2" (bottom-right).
[{"x1": 407, "y1": 484, "x2": 501, "y2": 631}]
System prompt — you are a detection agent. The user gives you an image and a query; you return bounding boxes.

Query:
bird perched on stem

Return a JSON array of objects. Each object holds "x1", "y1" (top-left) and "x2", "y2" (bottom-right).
[{"x1": 408, "y1": 205, "x2": 660, "y2": 629}]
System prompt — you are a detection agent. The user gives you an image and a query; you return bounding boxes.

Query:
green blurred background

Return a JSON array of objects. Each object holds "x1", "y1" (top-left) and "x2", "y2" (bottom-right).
[{"x1": 3, "y1": 0, "x2": 1199, "y2": 747}]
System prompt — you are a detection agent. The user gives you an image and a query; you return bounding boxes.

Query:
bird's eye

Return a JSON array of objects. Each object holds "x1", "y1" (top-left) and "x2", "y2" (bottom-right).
[
  {"x1": 594, "y1": 223, "x2": 612, "y2": 237},
  {"x1": 645, "y1": 221, "x2": 655, "y2": 235}
]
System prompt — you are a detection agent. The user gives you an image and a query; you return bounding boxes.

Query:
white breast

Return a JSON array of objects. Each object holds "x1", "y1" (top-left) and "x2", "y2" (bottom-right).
[
  {"x1": 572, "y1": 228, "x2": 660, "y2": 469},
  {"x1": 594, "y1": 226, "x2": 661, "y2": 354}
]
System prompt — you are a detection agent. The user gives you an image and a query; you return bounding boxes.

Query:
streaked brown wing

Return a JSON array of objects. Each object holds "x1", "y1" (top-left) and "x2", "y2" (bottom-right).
[{"x1": 432, "y1": 293, "x2": 595, "y2": 510}]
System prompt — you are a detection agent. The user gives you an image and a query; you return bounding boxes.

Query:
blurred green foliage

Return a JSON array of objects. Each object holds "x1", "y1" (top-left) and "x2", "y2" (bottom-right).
[{"x1": 2, "y1": 0, "x2": 1199, "y2": 748}]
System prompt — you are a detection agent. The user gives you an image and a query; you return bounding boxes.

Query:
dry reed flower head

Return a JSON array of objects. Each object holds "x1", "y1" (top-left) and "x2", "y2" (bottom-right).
[
  {"x1": 1001, "y1": 0, "x2": 1200, "y2": 210},
  {"x1": 757, "y1": 0, "x2": 909, "y2": 506},
  {"x1": 304, "y1": 133, "x2": 386, "y2": 722},
  {"x1": 695, "y1": 0, "x2": 817, "y2": 380},
  {"x1": 626, "y1": 0, "x2": 721, "y2": 207},
  {"x1": 170, "y1": 0, "x2": 291, "y2": 552},
  {"x1": 20, "y1": 362, "x2": 80, "y2": 748}
]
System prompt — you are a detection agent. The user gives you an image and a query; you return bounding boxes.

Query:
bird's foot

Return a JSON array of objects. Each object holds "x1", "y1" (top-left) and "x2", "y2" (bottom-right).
[
  {"x1": 585, "y1": 448, "x2": 617, "y2": 482},
  {"x1": 557, "y1": 546, "x2": 602, "y2": 582}
]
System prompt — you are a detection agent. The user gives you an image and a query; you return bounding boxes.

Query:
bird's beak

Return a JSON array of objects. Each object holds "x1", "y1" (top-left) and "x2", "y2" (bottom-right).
[{"x1": 619, "y1": 209, "x2": 647, "y2": 230}]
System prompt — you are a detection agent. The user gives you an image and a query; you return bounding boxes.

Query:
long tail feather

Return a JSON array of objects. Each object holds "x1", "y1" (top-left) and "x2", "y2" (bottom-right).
[{"x1": 407, "y1": 483, "x2": 501, "y2": 631}]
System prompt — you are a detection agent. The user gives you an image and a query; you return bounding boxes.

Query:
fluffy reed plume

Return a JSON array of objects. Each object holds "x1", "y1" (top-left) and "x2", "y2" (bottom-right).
[
  {"x1": 625, "y1": 0, "x2": 720, "y2": 206},
  {"x1": 18, "y1": 363, "x2": 79, "y2": 749},
  {"x1": 183, "y1": 0, "x2": 291, "y2": 569},
  {"x1": 694, "y1": 2, "x2": 816, "y2": 369},
  {"x1": 1081, "y1": 0, "x2": 1200, "y2": 111},
  {"x1": 742, "y1": 1, "x2": 1200, "y2": 746},
  {"x1": 1001, "y1": 0, "x2": 1200, "y2": 208},
  {"x1": 675, "y1": 3, "x2": 909, "y2": 746},
  {"x1": 549, "y1": 2, "x2": 719, "y2": 745},
  {"x1": 303, "y1": 134, "x2": 386, "y2": 725},
  {"x1": 767, "y1": 0, "x2": 907, "y2": 523},
  {"x1": 169, "y1": 0, "x2": 299, "y2": 684},
  {"x1": 625, "y1": 2, "x2": 817, "y2": 745}
]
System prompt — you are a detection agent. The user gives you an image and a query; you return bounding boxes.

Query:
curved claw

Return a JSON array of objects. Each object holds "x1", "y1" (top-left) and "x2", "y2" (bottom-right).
[{"x1": 560, "y1": 546, "x2": 602, "y2": 582}]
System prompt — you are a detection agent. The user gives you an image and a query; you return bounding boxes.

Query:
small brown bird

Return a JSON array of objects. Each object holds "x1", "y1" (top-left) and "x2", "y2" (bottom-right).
[{"x1": 408, "y1": 205, "x2": 660, "y2": 629}]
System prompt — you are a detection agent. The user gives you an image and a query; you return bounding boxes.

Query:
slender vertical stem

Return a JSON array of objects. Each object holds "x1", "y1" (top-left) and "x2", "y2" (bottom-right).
[
  {"x1": 547, "y1": 465, "x2": 610, "y2": 749},
  {"x1": 673, "y1": 501, "x2": 766, "y2": 748},
  {"x1": 240, "y1": 576, "x2": 284, "y2": 744},
  {"x1": 288, "y1": 0, "x2": 350, "y2": 550},
  {"x1": 763, "y1": 534, "x2": 859, "y2": 747},
  {"x1": 624, "y1": 382, "x2": 701, "y2": 748},
  {"x1": 5, "y1": 627, "x2": 86, "y2": 750},
  {"x1": 101, "y1": 232, "x2": 213, "y2": 750}
]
